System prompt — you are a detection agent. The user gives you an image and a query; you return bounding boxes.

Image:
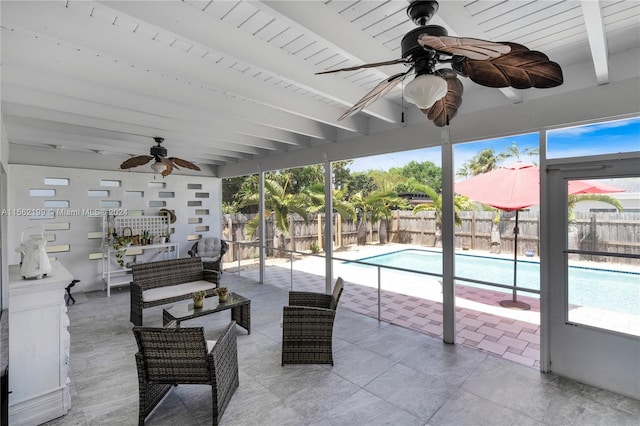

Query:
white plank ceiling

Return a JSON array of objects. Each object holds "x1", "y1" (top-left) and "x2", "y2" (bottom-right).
[{"x1": 1, "y1": 1, "x2": 639, "y2": 176}]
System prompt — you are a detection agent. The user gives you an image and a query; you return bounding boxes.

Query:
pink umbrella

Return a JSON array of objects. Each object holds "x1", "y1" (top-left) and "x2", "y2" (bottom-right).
[
  {"x1": 568, "y1": 180, "x2": 625, "y2": 194},
  {"x1": 455, "y1": 162, "x2": 623, "y2": 309},
  {"x1": 455, "y1": 162, "x2": 539, "y2": 211}
]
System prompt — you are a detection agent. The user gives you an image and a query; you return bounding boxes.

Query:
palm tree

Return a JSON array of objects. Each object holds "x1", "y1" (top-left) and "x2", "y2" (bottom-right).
[
  {"x1": 238, "y1": 175, "x2": 310, "y2": 250},
  {"x1": 351, "y1": 190, "x2": 406, "y2": 245},
  {"x1": 497, "y1": 141, "x2": 539, "y2": 164},
  {"x1": 410, "y1": 183, "x2": 475, "y2": 247},
  {"x1": 567, "y1": 194, "x2": 623, "y2": 254},
  {"x1": 304, "y1": 183, "x2": 356, "y2": 220},
  {"x1": 568, "y1": 194, "x2": 623, "y2": 222},
  {"x1": 304, "y1": 183, "x2": 356, "y2": 250}
]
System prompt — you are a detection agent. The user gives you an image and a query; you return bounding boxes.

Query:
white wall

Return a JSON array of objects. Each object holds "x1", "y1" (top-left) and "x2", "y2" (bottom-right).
[
  {"x1": 7, "y1": 165, "x2": 222, "y2": 292},
  {"x1": 1, "y1": 121, "x2": 9, "y2": 309}
]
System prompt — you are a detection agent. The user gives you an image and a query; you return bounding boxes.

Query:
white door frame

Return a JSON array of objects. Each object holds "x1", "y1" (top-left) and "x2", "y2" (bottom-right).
[{"x1": 542, "y1": 153, "x2": 640, "y2": 399}]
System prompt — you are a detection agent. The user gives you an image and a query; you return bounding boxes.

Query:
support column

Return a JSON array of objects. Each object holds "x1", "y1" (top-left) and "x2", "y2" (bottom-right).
[
  {"x1": 441, "y1": 128, "x2": 456, "y2": 344},
  {"x1": 539, "y1": 129, "x2": 550, "y2": 372},
  {"x1": 258, "y1": 169, "x2": 265, "y2": 284},
  {"x1": 324, "y1": 155, "x2": 334, "y2": 294}
]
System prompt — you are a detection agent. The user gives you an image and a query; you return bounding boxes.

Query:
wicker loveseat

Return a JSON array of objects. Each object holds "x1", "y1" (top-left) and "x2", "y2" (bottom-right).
[{"x1": 130, "y1": 257, "x2": 219, "y2": 326}]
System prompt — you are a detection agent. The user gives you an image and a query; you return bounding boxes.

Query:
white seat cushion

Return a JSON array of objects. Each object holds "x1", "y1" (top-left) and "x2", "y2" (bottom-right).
[
  {"x1": 198, "y1": 238, "x2": 221, "y2": 260},
  {"x1": 142, "y1": 280, "x2": 217, "y2": 303},
  {"x1": 207, "y1": 340, "x2": 217, "y2": 353}
]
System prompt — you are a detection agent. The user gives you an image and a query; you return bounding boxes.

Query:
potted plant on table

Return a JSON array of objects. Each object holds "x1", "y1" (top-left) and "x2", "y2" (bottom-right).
[
  {"x1": 112, "y1": 236, "x2": 132, "y2": 268},
  {"x1": 214, "y1": 287, "x2": 228, "y2": 303},
  {"x1": 192, "y1": 290, "x2": 206, "y2": 309}
]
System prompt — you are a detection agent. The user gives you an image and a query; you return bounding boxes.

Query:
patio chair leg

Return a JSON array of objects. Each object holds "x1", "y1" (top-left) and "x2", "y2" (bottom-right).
[{"x1": 65, "y1": 279, "x2": 79, "y2": 306}]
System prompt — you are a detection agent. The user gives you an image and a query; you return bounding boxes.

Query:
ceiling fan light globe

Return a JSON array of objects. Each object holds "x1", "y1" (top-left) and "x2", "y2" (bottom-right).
[
  {"x1": 151, "y1": 161, "x2": 167, "y2": 174},
  {"x1": 404, "y1": 74, "x2": 448, "y2": 109}
]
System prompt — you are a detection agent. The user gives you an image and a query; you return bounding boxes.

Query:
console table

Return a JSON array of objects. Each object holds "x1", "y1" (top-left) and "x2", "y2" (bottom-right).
[{"x1": 8, "y1": 261, "x2": 72, "y2": 425}]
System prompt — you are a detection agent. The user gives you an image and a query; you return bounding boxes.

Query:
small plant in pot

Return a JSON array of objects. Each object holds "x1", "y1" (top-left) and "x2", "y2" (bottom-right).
[
  {"x1": 112, "y1": 236, "x2": 132, "y2": 268},
  {"x1": 192, "y1": 290, "x2": 206, "y2": 309},
  {"x1": 214, "y1": 287, "x2": 228, "y2": 303},
  {"x1": 141, "y1": 230, "x2": 151, "y2": 245}
]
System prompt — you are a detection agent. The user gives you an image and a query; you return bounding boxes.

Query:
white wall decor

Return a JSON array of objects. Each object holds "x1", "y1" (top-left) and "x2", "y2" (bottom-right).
[{"x1": 7, "y1": 165, "x2": 222, "y2": 292}]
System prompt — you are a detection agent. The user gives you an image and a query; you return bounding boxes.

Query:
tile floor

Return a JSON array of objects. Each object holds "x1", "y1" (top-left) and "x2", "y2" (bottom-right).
[{"x1": 44, "y1": 273, "x2": 639, "y2": 425}]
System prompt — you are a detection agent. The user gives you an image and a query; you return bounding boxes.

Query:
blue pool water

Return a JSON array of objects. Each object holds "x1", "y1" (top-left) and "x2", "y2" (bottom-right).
[{"x1": 350, "y1": 249, "x2": 640, "y2": 315}]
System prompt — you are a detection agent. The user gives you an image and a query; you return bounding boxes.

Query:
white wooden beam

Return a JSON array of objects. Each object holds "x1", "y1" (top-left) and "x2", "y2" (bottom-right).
[
  {"x1": 2, "y1": 2, "x2": 369, "y2": 134},
  {"x1": 94, "y1": 0, "x2": 399, "y2": 124},
  {"x1": 581, "y1": 0, "x2": 610, "y2": 85}
]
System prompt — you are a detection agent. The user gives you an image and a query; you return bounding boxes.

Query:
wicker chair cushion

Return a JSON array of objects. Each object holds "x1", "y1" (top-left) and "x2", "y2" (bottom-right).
[
  {"x1": 198, "y1": 237, "x2": 222, "y2": 261},
  {"x1": 206, "y1": 340, "x2": 217, "y2": 353},
  {"x1": 142, "y1": 280, "x2": 216, "y2": 303}
]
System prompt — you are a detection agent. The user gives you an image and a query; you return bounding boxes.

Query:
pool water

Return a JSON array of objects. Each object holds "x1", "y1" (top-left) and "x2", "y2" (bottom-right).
[{"x1": 351, "y1": 249, "x2": 640, "y2": 316}]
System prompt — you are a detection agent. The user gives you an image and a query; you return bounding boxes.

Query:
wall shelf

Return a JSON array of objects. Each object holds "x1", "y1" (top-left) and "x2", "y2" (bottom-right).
[
  {"x1": 101, "y1": 215, "x2": 177, "y2": 296},
  {"x1": 101, "y1": 243, "x2": 179, "y2": 297}
]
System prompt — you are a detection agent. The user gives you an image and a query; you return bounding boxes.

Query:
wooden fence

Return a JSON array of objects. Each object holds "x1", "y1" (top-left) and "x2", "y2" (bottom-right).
[{"x1": 221, "y1": 211, "x2": 639, "y2": 265}]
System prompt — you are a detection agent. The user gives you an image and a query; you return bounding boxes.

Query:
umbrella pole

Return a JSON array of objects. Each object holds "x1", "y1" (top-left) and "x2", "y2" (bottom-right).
[{"x1": 500, "y1": 211, "x2": 531, "y2": 310}]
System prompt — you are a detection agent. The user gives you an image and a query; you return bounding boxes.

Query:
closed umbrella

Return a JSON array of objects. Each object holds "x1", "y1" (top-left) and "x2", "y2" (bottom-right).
[{"x1": 455, "y1": 162, "x2": 624, "y2": 309}]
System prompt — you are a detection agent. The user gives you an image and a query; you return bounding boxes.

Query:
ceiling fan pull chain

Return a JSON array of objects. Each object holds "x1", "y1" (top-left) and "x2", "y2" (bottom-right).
[{"x1": 401, "y1": 81, "x2": 405, "y2": 124}]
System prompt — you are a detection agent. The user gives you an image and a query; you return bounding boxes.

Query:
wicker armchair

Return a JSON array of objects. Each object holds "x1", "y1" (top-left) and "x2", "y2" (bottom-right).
[
  {"x1": 133, "y1": 321, "x2": 239, "y2": 425},
  {"x1": 188, "y1": 238, "x2": 229, "y2": 273},
  {"x1": 281, "y1": 277, "x2": 344, "y2": 366}
]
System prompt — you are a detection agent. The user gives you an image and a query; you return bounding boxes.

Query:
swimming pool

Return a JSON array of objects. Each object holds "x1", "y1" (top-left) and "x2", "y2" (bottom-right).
[{"x1": 350, "y1": 249, "x2": 640, "y2": 316}]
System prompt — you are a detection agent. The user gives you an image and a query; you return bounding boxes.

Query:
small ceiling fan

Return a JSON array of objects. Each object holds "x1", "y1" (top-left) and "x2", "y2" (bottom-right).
[
  {"x1": 120, "y1": 137, "x2": 200, "y2": 177},
  {"x1": 317, "y1": 0, "x2": 563, "y2": 127}
]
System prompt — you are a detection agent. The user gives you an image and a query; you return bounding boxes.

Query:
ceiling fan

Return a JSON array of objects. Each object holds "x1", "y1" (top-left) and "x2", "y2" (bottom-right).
[
  {"x1": 318, "y1": 0, "x2": 563, "y2": 127},
  {"x1": 119, "y1": 137, "x2": 201, "y2": 177}
]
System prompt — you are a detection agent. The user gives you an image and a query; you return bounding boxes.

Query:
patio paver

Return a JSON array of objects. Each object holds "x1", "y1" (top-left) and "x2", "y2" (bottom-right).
[{"x1": 236, "y1": 255, "x2": 543, "y2": 369}]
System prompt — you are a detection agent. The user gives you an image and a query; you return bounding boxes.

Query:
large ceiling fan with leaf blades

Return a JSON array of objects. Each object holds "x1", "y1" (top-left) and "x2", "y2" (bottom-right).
[
  {"x1": 317, "y1": 0, "x2": 564, "y2": 127},
  {"x1": 120, "y1": 137, "x2": 200, "y2": 177}
]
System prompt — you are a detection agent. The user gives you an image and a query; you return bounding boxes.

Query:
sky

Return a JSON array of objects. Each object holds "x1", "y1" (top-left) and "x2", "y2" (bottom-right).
[{"x1": 348, "y1": 116, "x2": 640, "y2": 177}]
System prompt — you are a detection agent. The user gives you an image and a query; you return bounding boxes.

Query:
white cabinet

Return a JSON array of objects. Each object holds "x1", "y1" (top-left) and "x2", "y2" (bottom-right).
[
  {"x1": 8, "y1": 261, "x2": 72, "y2": 426},
  {"x1": 101, "y1": 242, "x2": 179, "y2": 296}
]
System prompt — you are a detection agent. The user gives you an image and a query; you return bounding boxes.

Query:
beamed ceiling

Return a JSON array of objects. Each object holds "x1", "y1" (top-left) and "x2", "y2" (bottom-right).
[{"x1": 1, "y1": 1, "x2": 639, "y2": 178}]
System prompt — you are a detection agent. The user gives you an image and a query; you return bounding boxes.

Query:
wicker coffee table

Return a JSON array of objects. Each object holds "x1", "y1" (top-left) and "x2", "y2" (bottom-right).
[{"x1": 162, "y1": 292, "x2": 251, "y2": 333}]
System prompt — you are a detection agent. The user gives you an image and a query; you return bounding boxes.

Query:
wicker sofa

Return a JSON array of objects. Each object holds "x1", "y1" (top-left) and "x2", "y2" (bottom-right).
[{"x1": 130, "y1": 257, "x2": 219, "y2": 326}]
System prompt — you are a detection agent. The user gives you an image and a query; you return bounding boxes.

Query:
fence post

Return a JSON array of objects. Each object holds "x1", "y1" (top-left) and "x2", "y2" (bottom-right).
[
  {"x1": 471, "y1": 211, "x2": 476, "y2": 249},
  {"x1": 236, "y1": 242, "x2": 241, "y2": 277},
  {"x1": 290, "y1": 215, "x2": 296, "y2": 252}
]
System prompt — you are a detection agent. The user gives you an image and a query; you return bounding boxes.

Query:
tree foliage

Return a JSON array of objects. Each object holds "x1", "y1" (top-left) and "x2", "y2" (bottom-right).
[
  {"x1": 238, "y1": 175, "x2": 310, "y2": 238},
  {"x1": 568, "y1": 194, "x2": 623, "y2": 222},
  {"x1": 389, "y1": 160, "x2": 442, "y2": 192}
]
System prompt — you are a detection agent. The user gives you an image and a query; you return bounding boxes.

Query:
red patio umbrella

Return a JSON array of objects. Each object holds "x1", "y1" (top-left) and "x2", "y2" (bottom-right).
[
  {"x1": 455, "y1": 162, "x2": 624, "y2": 309},
  {"x1": 455, "y1": 162, "x2": 538, "y2": 309},
  {"x1": 455, "y1": 162, "x2": 539, "y2": 210},
  {"x1": 568, "y1": 179, "x2": 625, "y2": 194}
]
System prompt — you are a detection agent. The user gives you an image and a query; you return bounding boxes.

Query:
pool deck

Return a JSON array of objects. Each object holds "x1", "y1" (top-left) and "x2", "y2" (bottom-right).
[{"x1": 231, "y1": 243, "x2": 638, "y2": 369}]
